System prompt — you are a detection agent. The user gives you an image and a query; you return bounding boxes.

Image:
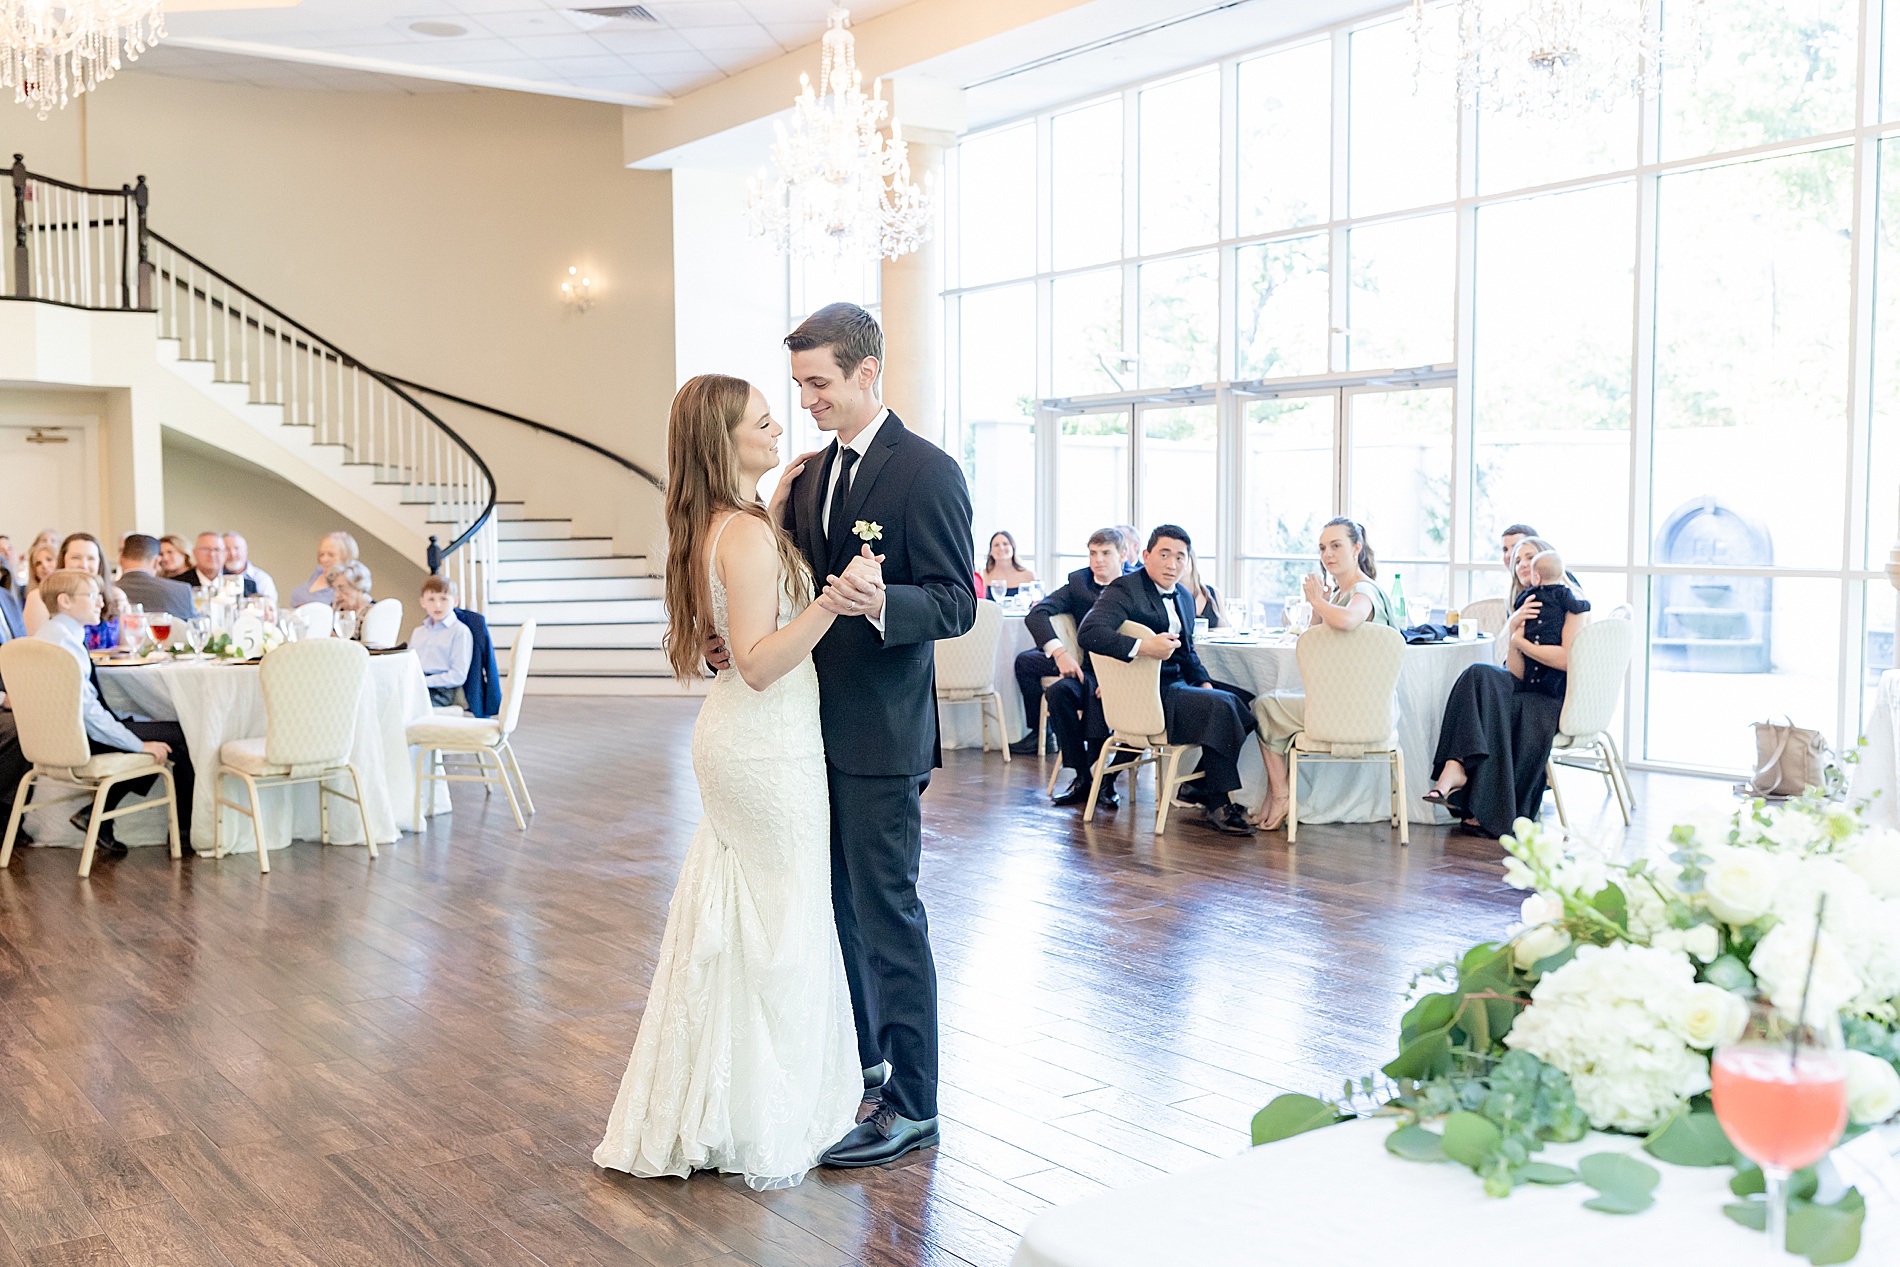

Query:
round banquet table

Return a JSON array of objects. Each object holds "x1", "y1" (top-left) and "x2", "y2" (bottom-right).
[
  {"x1": 53, "y1": 651, "x2": 445, "y2": 856},
  {"x1": 1195, "y1": 633, "x2": 1495, "y2": 825},
  {"x1": 1852, "y1": 668, "x2": 1900, "y2": 829},
  {"x1": 941, "y1": 611, "x2": 1037, "y2": 751}
]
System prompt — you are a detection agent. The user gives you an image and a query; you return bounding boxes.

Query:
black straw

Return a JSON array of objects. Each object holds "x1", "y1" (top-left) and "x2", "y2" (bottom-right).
[{"x1": 1790, "y1": 894, "x2": 1828, "y2": 1066}]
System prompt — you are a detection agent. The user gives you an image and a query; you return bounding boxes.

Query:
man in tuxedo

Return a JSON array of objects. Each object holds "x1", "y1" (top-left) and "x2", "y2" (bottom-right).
[
  {"x1": 116, "y1": 535, "x2": 196, "y2": 620},
  {"x1": 186, "y1": 533, "x2": 257, "y2": 597},
  {"x1": 1010, "y1": 528, "x2": 1127, "y2": 807},
  {"x1": 1078, "y1": 525, "x2": 1257, "y2": 837},
  {"x1": 0, "y1": 585, "x2": 23, "y2": 838},
  {"x1": 774, "y1": 303, "x2": 974, "y2": 1167}
]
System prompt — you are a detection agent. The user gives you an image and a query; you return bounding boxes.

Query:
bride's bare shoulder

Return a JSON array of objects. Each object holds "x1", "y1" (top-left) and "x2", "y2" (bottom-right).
[{"x1": 708, "y1": 511, "x2": 777, "y2": 574}]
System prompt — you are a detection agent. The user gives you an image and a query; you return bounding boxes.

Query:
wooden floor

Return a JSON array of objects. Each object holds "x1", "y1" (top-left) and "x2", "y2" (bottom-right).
[{"x1": 0, "y1": 696, "x2": 1728, "y2": 1267}]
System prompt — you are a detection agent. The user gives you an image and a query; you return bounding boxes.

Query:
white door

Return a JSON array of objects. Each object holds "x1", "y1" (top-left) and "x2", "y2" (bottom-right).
[{"x1": 0, "y1": 420, "x2": 97, "y2": 550}]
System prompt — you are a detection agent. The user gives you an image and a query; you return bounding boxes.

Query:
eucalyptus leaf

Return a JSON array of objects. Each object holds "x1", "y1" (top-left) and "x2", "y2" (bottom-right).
[
  {"x1": 1440, "y1": 1111, "x2": 1502, "y2": 1170},
  {"x1": 1724, "y1": 1201, "x2": 1767, "y2": 1231},
  {"x1": 1583, "y1": 1191, "x2": 1655, "y2": 1215},
  {"x1": 1644, "y1": 1111, "x2": 1736, "y2": 1167},
  {"x1": 1383, "y1": 1030, "x2": 1453, "y2": 1083},
  {"x1": 1577, "y1": 1152, "x2": 1660, "y2": 1205},
  {"x1": 1385, "y1": 1124, "x2": 1447, "y2": 1163},
  {"x1": 1250, "y1": 1094, "x2": 1342, "y2": 1147},
  {"x1": 1787, "y1": 1189, "x2": 1866, "y2": 1266},
  {"x1": 1516, "y1": 1161, "x2": 1577, "y2": 1185},
  {"x1": 1703, "y1": 954, "x2": 1755, "y2": 993},
  {"x1": 1591, "y1": 882, "x2": 1628, "y2": 929},
  {"x1": 1531, "y1": 945, "x2": 1578, "y2": 976}
]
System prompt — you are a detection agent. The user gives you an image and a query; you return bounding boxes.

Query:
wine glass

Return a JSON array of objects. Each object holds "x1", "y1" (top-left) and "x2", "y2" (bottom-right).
[
  {"x1": 148, "y1": 614, "x2": 174, "y2": 653},
  {"x1": 334, "y1": 609, "x2": 359, "y2": 641},
  {"x1": 185, "y1": 616, "x2": 212, "y2": 662},
  {"x1": 1711, "y1": 997, "x2": 1848, "y2": 1255}
]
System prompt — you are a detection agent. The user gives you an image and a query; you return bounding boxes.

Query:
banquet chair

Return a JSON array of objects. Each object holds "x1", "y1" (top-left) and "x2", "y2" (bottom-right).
[
  {"x1": 1040, "y1": 612, "x2": 1084, "y2": 794},
  {"x1": 293, "y1": 602, "x2": 334, "y2": 639},
  {"x1": 406, "y1": 620, "x2": 537, "y2": 830},
  {"x1": 934, "y1": 600, "x2": 1009, "y2": 762},
  {"x1": 1085, "y1": 621, "x2": 1203, "y2": 833},
  {"x1": 215, "y1": 638, "x2": 373, "y2": 875},
  {"x1": 0, "y1": 640, "x2": 183, "y2": 878},
  {"x1": 360, "y1": 598, "x2": 403, "y2": 649},
  {"x1": 1277, "y1": 622, "x2": 1407, "y2": 846},
  {"x1": 1546, "y1": 616, "x2": 1636, "y2": 829},
  {"x1": 1460, "y1": 598, "x2": 1508, "y2": 636}
]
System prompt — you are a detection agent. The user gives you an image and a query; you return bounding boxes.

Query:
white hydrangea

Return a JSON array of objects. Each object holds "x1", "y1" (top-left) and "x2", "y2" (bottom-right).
[
  {"x1": 1504, "y1": 943, "x2": 1711, "y2": 1132},
  {"x1": 1750, "y1": 921, "x2": 1864, "y2": 1024},
  {"x1": 1764, "y1": 859, "x2": 1900, "y2": 1017},
  {"x1": 1843, "y1": 828, "x2": 1900, "y2": 901}
]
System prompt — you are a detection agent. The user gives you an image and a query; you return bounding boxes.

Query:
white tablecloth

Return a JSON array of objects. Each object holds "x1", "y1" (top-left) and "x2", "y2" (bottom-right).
[
  {"x1": 68, "y1": 652, "x2": 438, "y2": 855},
  {"x1": 1197, "y1": 635, "x2": 1495, "y2": 825},
  {"x1": 1010, "y1": 1116, "x2": 1897, "y2": 1267},
  {"x1": 1853, "y1": 668, "x2": 1900, "y2": 829},
  {"x1": 941, "y1": 613, "x2": 1037, "y2": 750}
]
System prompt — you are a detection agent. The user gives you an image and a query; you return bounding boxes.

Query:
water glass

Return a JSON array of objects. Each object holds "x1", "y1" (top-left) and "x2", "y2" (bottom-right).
[
  {"x1": 335, "y1": 609, "x2": 359, "y2": 641},
  {"x1": 185, "y1": 616, "x2": 212, "y2": 661},
  {"x1": 987, "y1": 583, "x2": 1005, "y2": 603}
]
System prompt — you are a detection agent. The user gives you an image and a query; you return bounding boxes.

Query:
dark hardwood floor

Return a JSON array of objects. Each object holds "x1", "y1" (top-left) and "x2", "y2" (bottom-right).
[{"x1": 0, "y1": 696, "x2": 1725, "y2": 1266}]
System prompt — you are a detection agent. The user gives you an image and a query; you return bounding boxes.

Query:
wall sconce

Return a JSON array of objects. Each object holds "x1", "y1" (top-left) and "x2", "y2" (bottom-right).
[{"x1": 561, "y1": 266, "x2": 593, "y2": 314}]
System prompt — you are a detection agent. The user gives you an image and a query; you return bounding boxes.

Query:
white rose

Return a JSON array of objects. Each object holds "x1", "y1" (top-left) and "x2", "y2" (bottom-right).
[
  {"x1": 1701, "y1": 848, "x2": 1780, "y2": 925},
  {"x1": 1513, "y1": 923, "x2": 1573, "y2": 971},
  {"x1": 1521, "y1": 893, "x2": 1565, "y2": 926},
  {"x1": 1844, "y1": 829, "x2": 1900, "y2": 900},
  {"x1": 1841, "y1": 1050, "x2": 1900, "y2": 1125},
  {"x1": 1750, "y1": 923, "x2": 1863, "y2": 1024},
  {"x1": 1653, "y1": 923, "x2": 1721, "y2": 963},
  {"x1": 1678, "y1": 983, "x2": 1748, "y2": 1049}
]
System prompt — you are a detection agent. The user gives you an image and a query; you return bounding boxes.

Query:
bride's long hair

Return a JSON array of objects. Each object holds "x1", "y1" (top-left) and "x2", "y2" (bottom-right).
[{"x1": 663, "y1": 374, "x2": 813, "y2": 682}]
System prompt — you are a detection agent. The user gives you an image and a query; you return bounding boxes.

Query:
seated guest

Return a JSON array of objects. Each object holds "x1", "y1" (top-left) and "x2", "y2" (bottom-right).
[
  {"x1": 981, "y1": 531, "x2": 1036, "y2": 596},
  {"x1": 0, "y1": 586, "x2": 22, "y2": 641},
  {"x1": 1499, "y1": 523, "x2": 1583, "y2": 593},
  {"x1": 290, "y1": 531, "x2": 359, "y2": 607},
  {"x1": 115, "y1": 535, "x2": 196, "y2": 621},
  {"x1": 34, "y1": 570, "x2": 194, "y2": 856},
  {"x1": 1114, "y1": 525, "x2": 1142, "y2": 573},
  {"x1": 1079, "y1": 525, "x2": 1257, "y2": 837},
  {"x1": 1010, "y1": 528, "x2": 1123, "y2": 790},
  {"x1": 222, "y1": 531, "x2": 278, "y2": 604},
  {"x1": 26, "y1": 543, "x2": 57, "y2": 592},
  {"x1": 185, "y1": 532, "x2": 258, "y2": 597},
  {"x1": 0, "y1": 535, "x2": 15, "y2": 595},
  {"x1": 413, "y1": 575, "x2": 473, "y2": 706},
  {"x1": 1184, "y1": 547, "x2": 1225, "y2": 628},
  {"x1": 328, "y1": 561, "x2": 374, "y2": 635},
  {"x1": 1511, "y1": 549, "x2": 1590, "y2": 696},
  {"x1": 1255, "y1": 519, "x2": 1399, "y2": 830},
  {"x1": 157, "y1": 534, "x2": 194, "y2": 580},
  {"x1": 23, "y1": 534, "x2": 128, "y2": 648}
]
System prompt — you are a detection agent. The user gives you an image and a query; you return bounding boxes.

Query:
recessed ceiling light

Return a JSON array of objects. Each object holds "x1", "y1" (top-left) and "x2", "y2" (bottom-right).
[{"x1": 409, "y1": 20, "x2": 468, "y2": 37}]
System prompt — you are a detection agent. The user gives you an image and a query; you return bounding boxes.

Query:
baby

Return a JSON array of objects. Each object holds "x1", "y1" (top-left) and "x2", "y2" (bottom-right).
[{"x1": 1512, "y1": 550, "x2": 1590, "y2": 696}]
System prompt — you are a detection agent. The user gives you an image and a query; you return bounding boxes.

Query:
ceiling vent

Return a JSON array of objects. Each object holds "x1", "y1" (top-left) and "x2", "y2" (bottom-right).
[
  {"x1": 408, "y1": 20, "x2": 469, "y2": 37},
  {"x1": 565, "y1": 4, "x2": 660, "y2": 30}
]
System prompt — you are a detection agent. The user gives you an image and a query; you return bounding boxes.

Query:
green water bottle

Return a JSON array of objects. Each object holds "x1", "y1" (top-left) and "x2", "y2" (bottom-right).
[{"x1": 1389, "y1": 572, "x2": 1408, "y2": 627}]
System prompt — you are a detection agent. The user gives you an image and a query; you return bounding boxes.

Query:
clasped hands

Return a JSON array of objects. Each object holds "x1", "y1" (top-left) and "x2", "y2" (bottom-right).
[{"x1": 816, "y1": 545, "x2": 886, "y2": 620}]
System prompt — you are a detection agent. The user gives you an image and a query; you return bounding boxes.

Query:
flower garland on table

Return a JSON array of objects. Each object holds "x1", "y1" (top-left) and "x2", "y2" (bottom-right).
[{"x1": 1252, "y1": 794, "x2": 1900, "y2": 1265}]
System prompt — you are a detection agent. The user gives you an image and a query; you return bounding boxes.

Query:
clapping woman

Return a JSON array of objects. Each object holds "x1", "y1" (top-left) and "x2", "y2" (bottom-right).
[{"x1": 23, "y1": 533, "x2": 129, "y2": 648}]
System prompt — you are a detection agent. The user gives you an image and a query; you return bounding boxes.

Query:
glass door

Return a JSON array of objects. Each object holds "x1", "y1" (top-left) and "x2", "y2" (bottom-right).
[
  {"x1": 1233, "y1": 391, "x2": 1338, "y2": 624},
  {"x1": 1048, "y1": 406, "x2": 1132, "y2": 578},
  {"x1": 1136, "y1": 401, "x2": 1220, "y2": 581},
  {"x1": 1343, "y1": 384, "x2": 1455, "y2": 621}
]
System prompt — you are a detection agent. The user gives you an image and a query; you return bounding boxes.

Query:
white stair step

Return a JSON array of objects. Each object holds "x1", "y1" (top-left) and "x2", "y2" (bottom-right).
[
  {"x1": 490, "y1": 575, "x2": 663, "y2": 602},
  {"x1": 497, "y1": 519, "x2": 576, "y2": 541},
  {"x1": 487, "y1": 622, "x2": 663, "y2": 649},
  {"x1": 498, "y1": 537, "x2": 614, "y2": 560},
  {"x1": 484, "y1": 597, "x2": 664, "y2": 624},
  {"x1": 495, "y1": 502, "x2": 529, "y2": 521},
  {"x1": 492, "y1": 556, "x2": 651, "y2": 581},
  {"x1": 503, "y1": 646, "x2": 670, "y2": 674}
]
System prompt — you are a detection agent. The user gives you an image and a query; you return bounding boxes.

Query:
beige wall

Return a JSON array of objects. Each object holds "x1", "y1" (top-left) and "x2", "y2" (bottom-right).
[{"x1": 2, "y1": 75, "x2": 673, "y2": 556}]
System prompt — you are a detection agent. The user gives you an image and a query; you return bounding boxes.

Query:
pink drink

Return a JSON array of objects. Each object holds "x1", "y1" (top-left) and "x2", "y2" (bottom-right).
[{"x1": 1711, "y1": 1046, "x2": 1848, "y2": 1172}]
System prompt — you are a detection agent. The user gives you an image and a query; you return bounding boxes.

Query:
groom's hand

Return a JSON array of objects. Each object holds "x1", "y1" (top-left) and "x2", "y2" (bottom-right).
[
  {"x1": 825, "y1": 546, "x2": 886, "y2": 620},
  {"x1": 703, "y1": 634, "x2": 732, "y2": 673}
]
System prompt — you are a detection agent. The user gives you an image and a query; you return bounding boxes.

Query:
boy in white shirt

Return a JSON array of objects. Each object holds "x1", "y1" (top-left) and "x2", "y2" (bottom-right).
[{"x1": 412, "y1": 575, "x2": 473, "y2": 708}]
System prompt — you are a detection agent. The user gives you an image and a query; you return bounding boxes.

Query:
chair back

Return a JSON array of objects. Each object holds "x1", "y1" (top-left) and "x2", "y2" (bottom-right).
[
  {"x1": 934, "y1": 600, "x2": 1002, "y2": 693},
  {"x1": 1091, "y1": 621, "x2": 1166, "y2": 740},
  {"x1": 1460, "y1": 597, "x2": 1508, "y2": 635},
  {"x1": 294, "y1": 602, "x2": 334, "y2": 638},
  {"x1": 1049, "y1": 612, "x2": 1084, "y2": 665},
  {"x1": 498, "y1": 619, "x2": 537, "y2": 737},
  {"x1": 1604, "y1": 602, "x2": 1635, "y2": 622},
  {"x1": 260, "y1": 638, "x2": 370, "y2": 775},
  {"x1": 0, "y1": 640, "x2": 92, "y2": 768},
  {"x1": 1557, "y1": 616, "x2": 1633, "y2": 740},
  {"x1": 1294, "y1": 622, "x2": 1403, "y2": 749},
  {"x1": 361, "y1": 598, "x2": 403, "y2": 649}
]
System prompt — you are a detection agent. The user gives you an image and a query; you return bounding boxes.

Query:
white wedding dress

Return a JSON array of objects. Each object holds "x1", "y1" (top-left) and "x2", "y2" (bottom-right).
[{"x1": 593, "y1": 515, "x2": 861, "y2": 1190}]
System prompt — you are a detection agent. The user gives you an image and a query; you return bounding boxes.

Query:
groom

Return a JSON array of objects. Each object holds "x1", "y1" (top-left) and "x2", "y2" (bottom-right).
[{"x1": 780, "y1": 303, "x2": 975, "y2": 1166}]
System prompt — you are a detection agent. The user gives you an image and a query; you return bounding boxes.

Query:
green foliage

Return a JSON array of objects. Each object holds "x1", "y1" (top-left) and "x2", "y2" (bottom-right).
[
  {"x1": 1643, "y1": 1110, "x2": 1737, "y2": 1168},
  {"x1": 1577, "y1": 1152, "x2": 1661, "y2": 1214},
  {"x1": 1384, "y1": 1124, "x2": 1446, "y2": 1163},
  {"x1": 1250, "y1": 1094, "x2": 1344, "y2": 1147},
  {"x1": 1725, "y1": 1187, "x2": 1866, "y2": 1266}
]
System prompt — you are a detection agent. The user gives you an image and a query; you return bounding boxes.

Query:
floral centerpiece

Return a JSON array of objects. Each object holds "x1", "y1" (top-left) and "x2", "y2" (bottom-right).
[{"x1": 1253, "y1": 794, "x2": 1900, "y2": 1264}]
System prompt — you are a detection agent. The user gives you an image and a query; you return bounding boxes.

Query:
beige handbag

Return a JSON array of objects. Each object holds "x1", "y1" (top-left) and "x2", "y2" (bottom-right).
[{"x1": 1737, "y1": 718, "x2": 1829, "y2": 800}]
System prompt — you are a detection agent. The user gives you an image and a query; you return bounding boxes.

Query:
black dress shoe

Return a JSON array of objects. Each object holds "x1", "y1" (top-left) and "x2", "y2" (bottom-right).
[
  {"x1": 1202, "y1": 802, "x2": 1255, "y2": 837},
  {"x1": 71, "y1": 811, "x2": 128, "y2": 856},
  {"x1": 1007, "y1": 734, "x2": 1044, "y2": 756},
  {"x1": 820, "y1": 1104, "x2": 940, "y2": 1168},
  {"x1": 1051, "y1": 774, "x2": 1090, "y2": 806}
]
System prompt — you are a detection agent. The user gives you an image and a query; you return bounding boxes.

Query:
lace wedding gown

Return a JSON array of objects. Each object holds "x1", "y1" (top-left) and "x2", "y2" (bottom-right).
[{"x1": 593, "y1": 516, "x2": 861, "y2": 1190}]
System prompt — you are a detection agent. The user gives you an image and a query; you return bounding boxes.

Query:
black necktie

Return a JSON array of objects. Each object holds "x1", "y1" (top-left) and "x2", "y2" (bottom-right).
[{"x1": 827, "y1": 448, "x2": 860, "y2": 556}]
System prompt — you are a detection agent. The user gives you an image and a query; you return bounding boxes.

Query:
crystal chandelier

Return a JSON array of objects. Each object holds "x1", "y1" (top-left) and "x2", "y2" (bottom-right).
[
  {"x1": 747, "y1": 7, "x2": 933, "y2": 264},
  {"x1": 1411, "y1": 0, "x2": 1703, "y2": 119},
  {"x1": 3, "y1": 0, "x2": 165, "y2": 118}
]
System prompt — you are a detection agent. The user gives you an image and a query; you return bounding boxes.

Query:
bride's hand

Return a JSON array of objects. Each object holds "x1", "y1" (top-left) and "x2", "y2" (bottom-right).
[{"x1": 766, "y1": 449, "x2": 825, "y2": 523}]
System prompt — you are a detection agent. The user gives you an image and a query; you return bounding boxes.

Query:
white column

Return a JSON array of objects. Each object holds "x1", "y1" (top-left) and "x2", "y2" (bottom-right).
[{"x1": 880, "y1": 137, "x2": 946, "y2": 448}]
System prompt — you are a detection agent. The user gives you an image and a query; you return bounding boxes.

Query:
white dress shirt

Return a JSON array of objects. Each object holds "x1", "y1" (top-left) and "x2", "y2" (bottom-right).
[
  {"x1": 820, "y1": 406, "x2": 891, "y2": 635},
  {"x1": 38, "y1": 613, "x2": 143, "y2": 752},
  {"x1": 235, "y1": 563, "x2": 277, "y2": 604},
  {"x1": 412, "y1": 611, "x2": 474, "y2": 688}
]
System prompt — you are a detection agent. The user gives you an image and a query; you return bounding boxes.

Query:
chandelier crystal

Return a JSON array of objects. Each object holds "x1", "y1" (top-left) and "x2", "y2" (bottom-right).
[
  {"x1": 3, "y1": 0, "x2": 165, "y2": 118},
  {"x1": 747, "y1": 6, "x2": 933, "y2": 264},
  {"x1": 1411, "y1": 0, "x2": 1703, "y2": 119}
]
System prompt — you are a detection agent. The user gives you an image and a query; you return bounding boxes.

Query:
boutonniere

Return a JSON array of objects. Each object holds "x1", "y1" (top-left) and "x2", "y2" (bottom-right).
[{"x1": 853, "y1": 520, "x2": 883, "y2": 543}]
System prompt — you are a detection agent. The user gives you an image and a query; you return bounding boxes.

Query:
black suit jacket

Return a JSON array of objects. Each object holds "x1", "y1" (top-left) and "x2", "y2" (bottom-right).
[
  {"x1": 189, "y1": 571, "x2": 257, "y2": 598},
  {"x1": 0, "y1": 589, "x2": 22, "y2": 640},
  {"x1": 784, "y1": 411, "x2": 976, "y2": 778},
  {"x1": 1078, "y1": 570, "x2": 1210, "y2": 692},
  {"x1": 1025, "y1": 566, "x2": 1108, "y2": 651},
  {"x1": 117, "y1": 569, "x2": 196, "y2": 621}
]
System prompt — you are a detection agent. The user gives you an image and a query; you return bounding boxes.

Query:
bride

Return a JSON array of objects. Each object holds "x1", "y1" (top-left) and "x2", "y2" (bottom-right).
[{"x1": 593, "y1": 374, "x2": 861, "y2": 1190}]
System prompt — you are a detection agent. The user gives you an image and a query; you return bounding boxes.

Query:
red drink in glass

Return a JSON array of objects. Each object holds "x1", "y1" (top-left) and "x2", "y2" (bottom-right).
[
  {"x1": 1711, "y1": 1046, "x2": 1848, "y2": 1172},
  {"x1": 148, "y1": 615, "x2": 174, "y2": 647}
]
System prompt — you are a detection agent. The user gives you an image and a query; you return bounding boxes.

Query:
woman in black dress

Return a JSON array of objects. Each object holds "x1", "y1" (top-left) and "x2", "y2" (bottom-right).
[{"x1": 1424, "y1": 537, "x2": 1587, "y2": 837}]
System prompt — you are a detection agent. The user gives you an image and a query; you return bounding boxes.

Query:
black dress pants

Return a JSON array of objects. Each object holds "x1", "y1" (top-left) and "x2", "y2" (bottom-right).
[
  {"x1": 1043, "y1": 676, "x2": 1116, "y2": 788},
  {"x1": 1164, "y1": 683, "x2": 1256, "y2": 798},
  {"x1": 1012, "y1": 649, "x2": 1058, "y2": 739},
  {"x1": 0, "y1": 711, "x2": 26, "y2": 820},
  {"x1": 92, "y1": 720, "x2": 194, "y2": 841},
  {"x1": 826, "y1": 763, "x2": 938, "y2": 1122}
]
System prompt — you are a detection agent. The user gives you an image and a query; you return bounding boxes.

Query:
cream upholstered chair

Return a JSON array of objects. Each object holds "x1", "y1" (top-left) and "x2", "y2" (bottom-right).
[
  {"x1": 1278, "y1": 622, "x2": 1408, "y2": 846},
  {"x1": 360, "y1": 598, "x2": 403, "y2": 649},
  {"x1": 407, "y1": 620, "x2": 536, "y2": 830},
  {"x1": 293, "y1": 602, "x2": 334, "y2": 639},
  {"x1": 1547, "y1": 616, "x2": 1636, "y2": 828},
  {"x1": 934, "y1": 600, "x2": 1009, "y2": 762},
  {"x1": 1085, "y1": 621, "x2": 1204, "y2": 833},
  {"x1": 1460, "y1": 598, "x2": 1508, "y2": 636},
  {"x1": 215, "y1": 638, "x2": 373, "y2": 874},
  {"x1": 0, "y1": 640, "x2": 182, "y2": 878},
  {"x1": 1039, "y1": 612, "x2": 1085, "y2": 794}
]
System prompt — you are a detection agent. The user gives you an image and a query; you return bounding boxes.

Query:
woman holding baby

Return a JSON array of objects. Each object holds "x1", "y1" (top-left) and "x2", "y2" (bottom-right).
[{"x1": 1424, "y1": 536, "x2": 1589, "y2": 837}]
